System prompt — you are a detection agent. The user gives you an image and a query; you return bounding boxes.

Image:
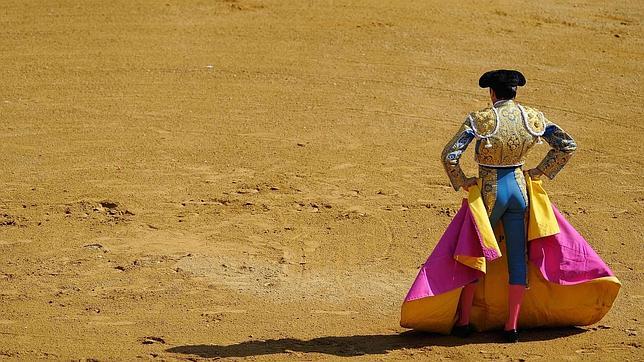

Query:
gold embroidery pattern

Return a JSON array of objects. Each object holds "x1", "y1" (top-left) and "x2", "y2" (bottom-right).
[
  {"x1": 525, "y1": 108, "x2": 546, "y2": 134},
  {"x1": 478, "y1": 166, "x2": 528, "y2": 216},
  {"x1": 441, "y1": 120, "x2": 474, "y2": 190},
  {"x1": 473, "y1": 101, "x2": 545, "y2": 166},
  {"x1": 441, "y1": 102, "x2": 574, "y2": 192},
  {"x1": 478, "y1": 165, "x2": 497, "y2": 215},
  {"x1": 536, "y1": 122, "x2": 577, "y2": 179},
  {"x1": 513, "y1": 168, "x2": 529, "y2": 207},
  {"x1": 471, "y1": 109, "x2": 496, "y2": 135}
]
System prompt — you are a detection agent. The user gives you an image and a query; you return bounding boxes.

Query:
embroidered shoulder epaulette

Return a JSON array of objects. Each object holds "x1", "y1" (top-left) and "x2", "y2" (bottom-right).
[
  {"x1": 521, "y1": 105, "x2": 547, "y2": 135},
  {"x1": 468, "y1": 108, "x2": 496, "y2": 136}
]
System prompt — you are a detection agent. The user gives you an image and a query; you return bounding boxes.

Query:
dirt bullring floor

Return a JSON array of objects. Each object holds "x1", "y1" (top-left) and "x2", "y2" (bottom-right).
[{"x1": 0, "y1": 0, "x2": 642, "y2": 360}]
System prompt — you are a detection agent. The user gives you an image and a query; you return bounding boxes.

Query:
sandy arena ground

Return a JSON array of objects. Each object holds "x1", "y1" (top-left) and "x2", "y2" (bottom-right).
[{"x1": 0, "y1": 0, "x2": 642, "y2": 360}]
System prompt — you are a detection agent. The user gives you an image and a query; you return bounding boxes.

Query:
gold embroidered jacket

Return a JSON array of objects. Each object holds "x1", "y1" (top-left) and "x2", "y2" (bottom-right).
[{"x1": 441, "y1": 100, "x2": 577, "y2": 191}]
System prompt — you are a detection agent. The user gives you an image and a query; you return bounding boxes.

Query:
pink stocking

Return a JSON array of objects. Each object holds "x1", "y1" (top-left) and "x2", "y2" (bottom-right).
[
  {"x1": 505, "y1": 285, "x2": 526, "y2": 330},
  {"x1": 456, "y1": 282, "x2": 477, "y2": 326}
]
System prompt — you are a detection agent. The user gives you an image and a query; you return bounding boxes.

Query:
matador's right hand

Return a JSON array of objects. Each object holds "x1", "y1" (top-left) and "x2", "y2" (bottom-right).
[{"x1": 462, "y1": 177, "x2": 478, "y2": 191}]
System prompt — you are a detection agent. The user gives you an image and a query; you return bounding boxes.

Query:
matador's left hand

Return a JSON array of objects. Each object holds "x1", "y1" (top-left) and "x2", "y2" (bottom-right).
[{"x1": 527, "y1": 168, "x2": 543, "y2": 179}]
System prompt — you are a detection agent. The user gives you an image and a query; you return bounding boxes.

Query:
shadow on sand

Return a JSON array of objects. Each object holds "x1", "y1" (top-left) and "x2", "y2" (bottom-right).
[{"x1": 166, "y1": 328, "x2": 586, "y2": 358}]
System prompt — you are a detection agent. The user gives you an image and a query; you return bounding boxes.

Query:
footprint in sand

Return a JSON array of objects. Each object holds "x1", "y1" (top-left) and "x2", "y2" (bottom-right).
[{"x1": 0, "y1": 212, "x2": 28, "y2": 227}]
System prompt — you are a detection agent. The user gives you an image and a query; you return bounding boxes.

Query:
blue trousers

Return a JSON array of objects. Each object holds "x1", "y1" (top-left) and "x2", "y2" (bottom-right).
[{"x1": 488, "y1": 168, "x2": 528, "y2": 286}]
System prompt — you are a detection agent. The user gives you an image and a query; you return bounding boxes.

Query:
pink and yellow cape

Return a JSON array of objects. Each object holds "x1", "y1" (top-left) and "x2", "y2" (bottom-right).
[{"x1": 400, "y1": 177, "x2": 621, "y2": 334}]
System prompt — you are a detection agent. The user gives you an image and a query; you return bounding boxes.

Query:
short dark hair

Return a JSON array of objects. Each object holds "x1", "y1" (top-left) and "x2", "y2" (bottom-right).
[{"x1": 492, "y1": 85, "x2": 517, "y2": 100}]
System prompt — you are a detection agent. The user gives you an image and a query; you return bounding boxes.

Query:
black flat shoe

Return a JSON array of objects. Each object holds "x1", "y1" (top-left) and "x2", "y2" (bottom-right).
[
  {"x1": 503, "y1": 329, "x2": 519, "y2": 343},
  {"x1": 452, "y1": 324, "x2": 475, "y2": 338}
]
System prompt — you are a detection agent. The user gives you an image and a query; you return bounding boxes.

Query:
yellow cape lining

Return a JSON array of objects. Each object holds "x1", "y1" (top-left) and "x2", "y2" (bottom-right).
[{"x1": 400, "y1": 177, "x2": 621, "y2": 333}]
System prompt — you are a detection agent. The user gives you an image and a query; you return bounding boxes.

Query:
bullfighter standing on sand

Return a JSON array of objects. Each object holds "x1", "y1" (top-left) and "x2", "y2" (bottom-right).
[
  {"x1": 441, "y1": 69, "x2": 577, "y2": 342},
  {"x1": 400, "y1": 69, "x2": 620, "y2": 343}
]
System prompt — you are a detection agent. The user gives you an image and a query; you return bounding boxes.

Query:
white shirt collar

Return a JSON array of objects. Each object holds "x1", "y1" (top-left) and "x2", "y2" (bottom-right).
[{"x1": 493, "y1": 99, "x2": 514, "y2": 108}]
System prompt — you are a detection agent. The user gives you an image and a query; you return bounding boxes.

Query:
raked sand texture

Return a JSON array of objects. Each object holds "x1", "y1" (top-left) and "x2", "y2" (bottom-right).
[{"x1": 0, "y1": 0, "x2": 641, "y2": 360}]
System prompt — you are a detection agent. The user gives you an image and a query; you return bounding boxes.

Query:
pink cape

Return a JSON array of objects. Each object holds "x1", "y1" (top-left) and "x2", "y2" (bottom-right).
[{"x1": 400, "y1": 189, "x2": 620, "y2": 334}]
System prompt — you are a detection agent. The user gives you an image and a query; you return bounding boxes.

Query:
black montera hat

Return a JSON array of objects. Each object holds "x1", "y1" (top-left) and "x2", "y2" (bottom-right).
[{"x1": 479, "y1": 70, "x2": 526, "y2": 88}]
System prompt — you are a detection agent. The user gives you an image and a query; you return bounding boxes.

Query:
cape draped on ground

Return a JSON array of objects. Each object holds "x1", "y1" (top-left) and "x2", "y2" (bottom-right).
[{"x1": 400, "y1": 177, "x2": 620, "y2": 334}]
